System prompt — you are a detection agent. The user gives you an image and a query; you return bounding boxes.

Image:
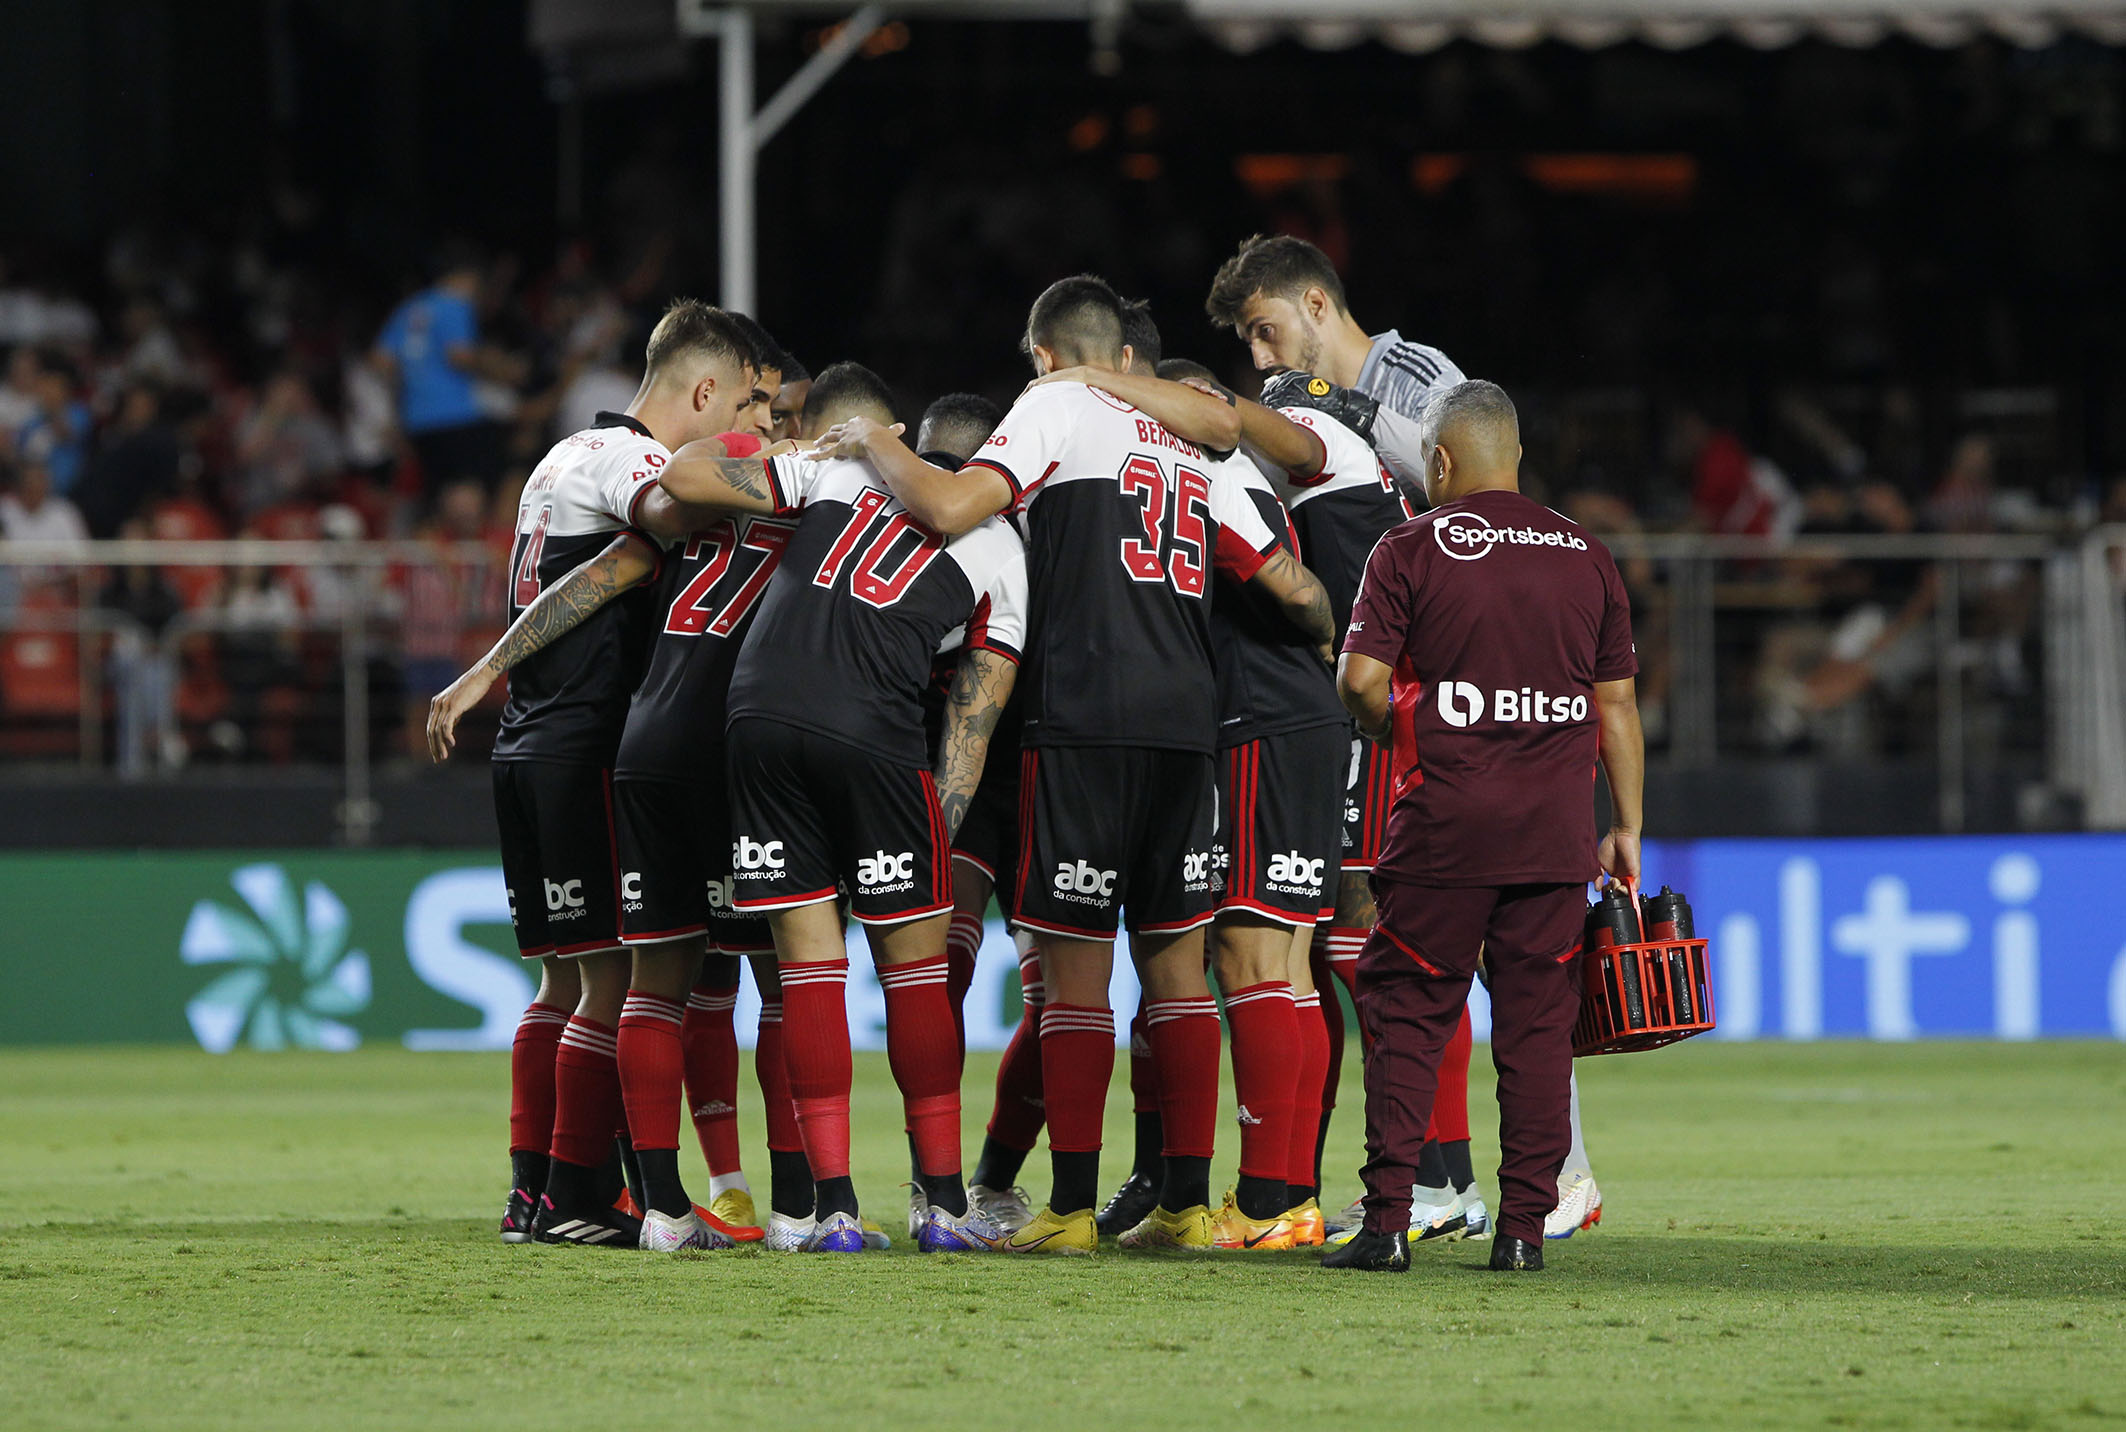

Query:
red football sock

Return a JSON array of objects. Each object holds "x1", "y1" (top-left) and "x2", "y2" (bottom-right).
[
  {"x1": 986, "y1": 946, "x2": 1046, "y2": 1151},
  {"x1": 755, "y1": 999, "x2": 803, "y2": 1153},
  {"x1": 509, "y1": 1002, "x2": 569, "y2": 1157},
  {"x1": 778, "y1": 958, "x2": 852, "y2": 1180},
  {"x1": 1424, "y1": 1004, "x2": 1474, "y2": 1144},
  {"x1": 878, "y1": 953, "x2": 961, "y2": 1178},
  {"x1": 946, "y1": 909, "x2": 983, "y2": 1064},
  {"x1": 548, "y1": 1015, "x2": 623, "y2": 1169},
  {"x1": 1127, "y1": 1005, "x2": 1159, "y2": 1115},
  {"x1": 681, "y1": 967, "x2": 742, "y2": 1173},
  {"x1": 1037, "y1": 1003, "x2": 1115, "y2": 1154},
  {"x1": 1223, "y1": 981, "x2": 1298, "y2": 1184},
  {"x1": 1289, "y1": 990, "x2": 1331, "y2": 1189},
  {"x1": 1145, "y1": 996, "x2": 1221, "y2": 1160},
  {"x1": 616, "y1": 990, "x2": 686, "y2": 1151},
  {"x1": 1310, "y1": 930, "x2": 1345, "y2": 1115}
]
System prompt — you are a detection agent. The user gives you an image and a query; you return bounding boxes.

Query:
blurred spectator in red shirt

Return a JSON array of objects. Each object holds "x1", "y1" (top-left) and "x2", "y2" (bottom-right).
[
  {"x1": 395, "y1": 478, "x2": 497, "y2": 755},
  {"x1": 1674, "y1": 408, "x2": 1799, "y2": 538}
]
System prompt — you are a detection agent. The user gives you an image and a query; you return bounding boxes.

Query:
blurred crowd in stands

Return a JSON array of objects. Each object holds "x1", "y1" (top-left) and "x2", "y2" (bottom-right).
[{"x1": 0, "y1": 220, "x2": 2123, "y2": 775}]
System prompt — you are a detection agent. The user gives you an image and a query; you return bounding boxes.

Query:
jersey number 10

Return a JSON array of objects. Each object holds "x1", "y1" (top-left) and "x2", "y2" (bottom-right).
[
  {"x1": 1118, "y1": 455, "x2": 1210, "y2": 596},
  {"x1": 811, "y1": 488, "x2": 942, "y2": 610}
]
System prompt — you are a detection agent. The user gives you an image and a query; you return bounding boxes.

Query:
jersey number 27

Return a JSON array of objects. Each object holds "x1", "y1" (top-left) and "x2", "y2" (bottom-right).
[
  {"x1": 1118, "y1": 455, "x2": 1209, "y2": 596},
  {"x1": 663, "y1": 519, "x2": 795, "y2": 637}
]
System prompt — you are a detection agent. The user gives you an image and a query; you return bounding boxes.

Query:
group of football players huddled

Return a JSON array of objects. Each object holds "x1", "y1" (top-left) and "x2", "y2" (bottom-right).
[{"x1": 426, "y1": 233, "x2": 1603, "y2": 1256}]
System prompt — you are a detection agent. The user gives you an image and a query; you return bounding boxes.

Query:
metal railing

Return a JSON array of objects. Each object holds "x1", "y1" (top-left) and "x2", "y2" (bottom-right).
[{"x1": 0, "y1": 530, "x2": 2122, "y2": 839}]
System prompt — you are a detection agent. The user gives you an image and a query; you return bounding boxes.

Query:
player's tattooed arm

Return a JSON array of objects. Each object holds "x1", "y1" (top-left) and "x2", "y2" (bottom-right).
[
  {"x1": 656, "y1": 437, "x2": 778, "y2": 512},
  {"x1": 932, "y1": 647, "x2": 1019, "y2": 842},
  {"x1": 1247, "y1": 547, "x2": 1338, "y2": 663},
  {"x1": 1337, "y1": 652, "x2": 1394, "y2": 744},
  {"x1": 820, "y1": 416, "x2": 1011, "y2": 537},
  {"x1": 424, "y1": 532, "x2": 658, "y2": 763},
  {"x1": 1033, "y1": 367, "x2": 1243, "y2": 453},
  {"x1": 1235, "y1": 397, "x2": 1329, "y2": 480}
]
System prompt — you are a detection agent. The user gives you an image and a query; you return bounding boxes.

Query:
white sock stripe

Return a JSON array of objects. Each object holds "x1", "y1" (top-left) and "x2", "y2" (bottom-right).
[
  {"x1": 559, "y1": 1029, "x2": 618, "y2": 1057},
  {"x1": 622, "y1": 993, "x2": 685, "y2": 1013},
  {"x1": 779, "y1": 968, "x2": 850, "y2": 987},
  {"x1": 1145, "y1": 998, "x2": 1220, "y2": 1024},
  {"x1": 687, "y1": 992, "x2": 739, "y2": 1011},
  {"x1": 1294, "y1": 992, "x2": 1323, "y2": 1009},
  {"x1": 1223, "y1": 986, "x2": 1297, "y2": 1010},
  {"x1": 620, "y1": 1005, "x2": 683, "y2": 1027},
  {"x1": 877, "y1": 962, "x2": 950, "y2": 989},
  {"x1": 1327, "y1": 951, "x2": 1361, "y2": 965},
  {"x1": 758, "y1": 1002, "x2": 783, "y2": 1024},
  {"x1": 518, "y1": 1009, "x2": 570, "y2": 1026}
]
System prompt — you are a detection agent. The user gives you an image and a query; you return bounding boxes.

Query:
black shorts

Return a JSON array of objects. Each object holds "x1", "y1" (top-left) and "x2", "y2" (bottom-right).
[
  {"x1": 492, "y1": 759, "x2": 622, "y2": 960},
  {"x1": 1342, "y1": 728, "x2": 1394, "y2": 874},
  {"x1": 1012, "y1": 745, "x2": 1217, "y2": 941},
  {"x1": 612, "y1": 776, "x2": 773, "y2": 954},
  {"x1": 1216, "y1": 724, "x2": 1346, "y2": 926},
  {"x1": 950, "y1": 760, "x2": 1020, "y2": 899},
  {"x1": 726, "y1": 718, "x2": 952, "y2": 927}
]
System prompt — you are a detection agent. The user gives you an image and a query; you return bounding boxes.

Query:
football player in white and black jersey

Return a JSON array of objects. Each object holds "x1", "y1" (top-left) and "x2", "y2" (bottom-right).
[
  {"x1": 656, "y1": 362, "x2": 1029, "y2": 1254},
  {"x1": 1143, "y1": 358, "x2": 1349, "y2": 1253},
  {"x1": 822, "y1": 277, "x2": 1338, "y2": 1254},
  {"x1": 1210, "y1": 232, "x2": 1519, "y2": 1239},
  {"x1": 423, "y1": 299, "x2": 760, "y2": 1249}
]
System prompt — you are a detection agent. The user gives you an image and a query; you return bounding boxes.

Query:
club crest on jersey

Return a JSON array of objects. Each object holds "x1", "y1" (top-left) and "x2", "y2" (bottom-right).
[{"x1": 1432, "y1": 515, "x2": 1590, "y2": 562}]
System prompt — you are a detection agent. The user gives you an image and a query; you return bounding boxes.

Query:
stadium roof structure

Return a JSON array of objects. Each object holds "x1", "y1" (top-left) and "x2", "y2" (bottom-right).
[
  {"x1": 1184, "y1": 1, "x2": 2126, "y2": 52},
  {"x1": 532, "y1": 0, "x2": 2126, "y2": 316}
]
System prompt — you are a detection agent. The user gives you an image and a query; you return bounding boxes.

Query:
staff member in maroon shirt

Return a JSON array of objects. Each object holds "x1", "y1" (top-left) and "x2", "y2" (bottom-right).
[{"x1": 1325, "y1": 381, "x2": 1643, "y2": 1272}]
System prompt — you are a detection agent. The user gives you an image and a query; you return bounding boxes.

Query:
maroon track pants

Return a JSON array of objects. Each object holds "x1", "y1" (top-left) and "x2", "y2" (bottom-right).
[{"x1": 1355, "y1": 878, "x2": 1584, "y2": 1246}]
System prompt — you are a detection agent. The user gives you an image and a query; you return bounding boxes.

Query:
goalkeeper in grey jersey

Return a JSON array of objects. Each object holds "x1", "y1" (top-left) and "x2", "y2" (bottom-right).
[
  {"x1": 1205, "y1": 233, "x2": 1462, "y2": 487},
  {"x1": 1204, "y1": 232, "x2": 1606, "y2": 1245}
]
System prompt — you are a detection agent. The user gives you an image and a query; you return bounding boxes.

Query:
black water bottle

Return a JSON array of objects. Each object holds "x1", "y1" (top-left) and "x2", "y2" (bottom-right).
[
  {"x1": 1640, "y1": 885, "x2": 1697, "y2": 1024},
  {"x1": 1584, "y1": 884, "x2": 1645, "y2": 1029}
]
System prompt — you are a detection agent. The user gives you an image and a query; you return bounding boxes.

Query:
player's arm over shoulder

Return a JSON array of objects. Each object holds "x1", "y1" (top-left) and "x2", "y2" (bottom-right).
[{"x1": 654, "y1": 435, "x2": 781, "y2": 513}]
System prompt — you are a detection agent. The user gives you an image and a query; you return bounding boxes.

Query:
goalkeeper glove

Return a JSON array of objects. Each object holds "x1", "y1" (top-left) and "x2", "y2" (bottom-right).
[{"x1": 1259, "y1": 370, "x2": 1381, "y2": 444}]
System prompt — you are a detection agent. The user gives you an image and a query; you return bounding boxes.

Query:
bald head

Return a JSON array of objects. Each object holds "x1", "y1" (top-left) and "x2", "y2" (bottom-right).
[{"x1": 1422, "y1": 380, "x2": 1521, "y2": 506}]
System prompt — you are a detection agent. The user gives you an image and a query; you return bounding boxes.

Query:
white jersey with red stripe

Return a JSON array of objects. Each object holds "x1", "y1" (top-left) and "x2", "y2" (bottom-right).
[
  {"x1": 1252, "y1": 403, "x2": 1415, "y2": 642},
  {"x1": 724, "y1": 451, "x2": 1027, "y2": 768},
  {"x1": 494, "y1": 410, "x2": 668, "y2": 763},
  {"x1": 963, "y1": 379, "x2": 1281, "y2": 755}
]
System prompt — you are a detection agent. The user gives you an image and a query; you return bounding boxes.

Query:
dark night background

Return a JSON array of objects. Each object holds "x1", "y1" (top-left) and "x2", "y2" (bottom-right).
[{"x1": 5, "y1": 1, "x2": 2123, "y2": 505}]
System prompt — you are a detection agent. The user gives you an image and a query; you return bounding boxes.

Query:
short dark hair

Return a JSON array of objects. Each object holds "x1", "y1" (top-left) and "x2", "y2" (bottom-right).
[
  {"x1": 727, "y1": 313, "x2": 794, "y2": 383},
  {"x1": 916, "y1": 392, "x2": 1004, "y2": 465},
  {"x1": 1120, "y1": 298, "x2": 1161, "y2": 371},
  {"x1": 780, "y1": 354, "x2": 811, "y2": 385},
  {"x1": 643, "y1": 299, "x2": 759, "y2": 384},
  {"x1": 1205, "y1": 234, "x2": 1349, "y2": 327},
  {"x1": 1022, "y1": 274, "x2": 1125, "y2": 369},
  {"x1": 805, "y1": 360, "x2": 899, "y2": 427},
  {"x1": 1154, "y1": 357, "x2": 1226, "y2": 397}
]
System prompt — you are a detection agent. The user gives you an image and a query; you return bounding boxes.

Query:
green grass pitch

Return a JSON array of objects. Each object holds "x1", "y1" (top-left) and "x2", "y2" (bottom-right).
[{"x1": 2, "y1": 1041, "x2": 2122, "y2": 1430}]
